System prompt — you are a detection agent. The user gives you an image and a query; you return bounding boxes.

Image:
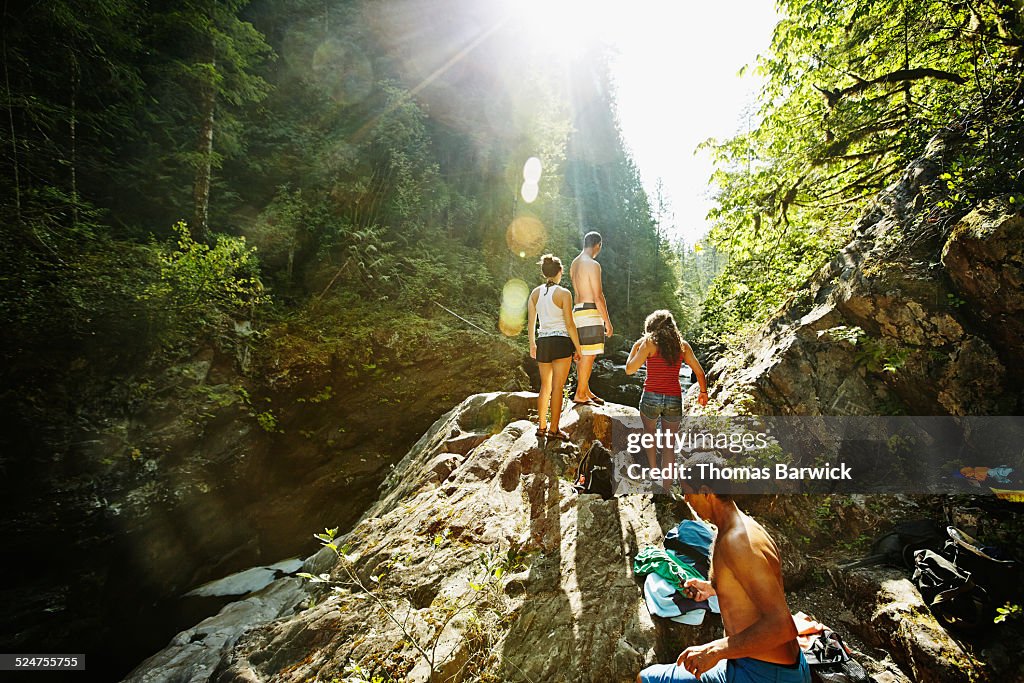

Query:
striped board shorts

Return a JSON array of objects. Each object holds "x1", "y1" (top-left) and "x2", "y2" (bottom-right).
[{"x1": 573, "y1": 303, "x2": 605, "y2": 356}]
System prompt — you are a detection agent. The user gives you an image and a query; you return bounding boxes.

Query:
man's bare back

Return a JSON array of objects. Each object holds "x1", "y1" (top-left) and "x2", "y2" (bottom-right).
[
  {"x1": 570, "y1": 253, "x2": 602, "y2": 304},
  {"x1": 709, "y1": 514, "x2": 801, "y2": 666},
  {"x1": 639, "y1": 464, "x2": 808, "y2": 683},
  {"x1": 569, "y1": 250, "x2": 611, "y2": 337},
  {"x1": 569, "y1": 233, "x2": 612, "y2": 404}
]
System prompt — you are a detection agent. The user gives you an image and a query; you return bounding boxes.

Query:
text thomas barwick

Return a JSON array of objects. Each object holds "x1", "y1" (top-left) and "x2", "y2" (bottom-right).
[{"x1": 625, "y1": 461, "x2": 853, "y2": 481}]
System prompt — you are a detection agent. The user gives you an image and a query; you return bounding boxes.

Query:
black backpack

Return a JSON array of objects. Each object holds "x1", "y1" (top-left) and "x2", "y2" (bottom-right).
[
  {"x1": 803, "y1": 630, "x2": 871, "y2": 683},
  {"x1": 574, "y1": 440, "x2": 614, "y2": 499},
  {"x1": 912, "y1": 548, "x2": 992, "y2": 631},
  {"x1": 841, "y1": 518, "x2": 945, "y2": 570},
  {"x1": 942, "y1": 527, "x2": 1019, "y2": 604}
]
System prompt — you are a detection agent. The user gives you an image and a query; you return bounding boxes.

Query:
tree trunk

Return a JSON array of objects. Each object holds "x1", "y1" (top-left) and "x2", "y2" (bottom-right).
[
  {"x1": 69, "y1": 51, "x2": 79, "y2": 229},
  {"x1": 192, "y1": 56, "x2": 216, "y2": 243},
  {"x1": 3, "y1": 21, "x2": 21, "y2": 223},
  {"x1": 626, "y1": 245, "x2": 632, "y2": 322}
]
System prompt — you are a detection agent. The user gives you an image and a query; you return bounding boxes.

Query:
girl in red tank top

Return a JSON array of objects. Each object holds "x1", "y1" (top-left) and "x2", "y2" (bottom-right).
[
  {"x1": 625, "y1": 310, "x2": 709, "y2": 491},
  {"x1": 644, "y1": 348, "x2": 683, "y2": 395}
]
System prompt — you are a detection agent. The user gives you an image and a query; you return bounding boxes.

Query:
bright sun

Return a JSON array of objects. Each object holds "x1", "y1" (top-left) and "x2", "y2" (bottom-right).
[
  {"x1": 488, "y1": 0, "x2": 778, "y2": 244},
  {"x1": 507, "y1": 0, "x2": 618, "y2": 58}
]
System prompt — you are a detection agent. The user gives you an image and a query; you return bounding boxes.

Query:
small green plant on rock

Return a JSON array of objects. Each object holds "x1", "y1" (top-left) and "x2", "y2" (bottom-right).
[
  {"x1": 856, "y1": 337, "x2": 909, "y2": 375},
  {"x1": 818, "y1": 325, "x2": 865, "y2": 346},
  {"x1": 297, "y1": 385, "x2": 334, "y2": 404},
  {"x1": 995, "y1": 602, "x2": 1022, "y2": 624},
  {"x1": 254, "y1": 410, "x2": 281, "y2": 433},
  {"x1": 936, "y1": 161, "x2": 978, "y2": 212},
  {"x1": 820, "y1": 326, "x2": 910, "y2": 374},
  {"x1": 340, "y1": 660, "x2": 393, "y2": 683}
]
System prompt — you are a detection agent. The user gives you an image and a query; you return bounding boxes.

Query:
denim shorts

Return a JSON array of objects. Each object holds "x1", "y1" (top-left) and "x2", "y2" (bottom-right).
[
  {"x1": 639, "y1": 390, "x2": 683, "y2": 422},
  {"x1": 639, "y1": 652, "x2": 811, "y2": 683}
]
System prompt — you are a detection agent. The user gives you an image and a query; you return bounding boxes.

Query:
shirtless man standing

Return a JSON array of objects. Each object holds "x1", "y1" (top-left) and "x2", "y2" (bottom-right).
[
  {"x1": 637, "y1": 454, "x2": 810, "y2": 683},
  {"x1": 569, "y1": 231, "x2": 612, "y2": 405}
]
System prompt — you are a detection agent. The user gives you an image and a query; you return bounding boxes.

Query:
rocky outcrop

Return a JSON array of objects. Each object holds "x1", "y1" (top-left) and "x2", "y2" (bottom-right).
[
  {"x1": 941, "y1": 202, "x2": 1024, "y2": 363},
  {"x1": 129, "y1": 394, "x2": 725, "y2": 683},
  {"x1": 707, "y1": 131, "x2": 1023, "y2": 416},
  {"x1": 695, "y1": 130, "x2": 1024, "y2": 682},
  {"x1": 127, "y1": 393, "x2": 1002, "y2": 683}
]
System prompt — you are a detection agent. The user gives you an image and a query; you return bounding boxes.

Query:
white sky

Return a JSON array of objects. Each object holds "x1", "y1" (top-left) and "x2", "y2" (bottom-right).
[{"x1": 598, "y1": 1, "x2": 781, "y2": 245}]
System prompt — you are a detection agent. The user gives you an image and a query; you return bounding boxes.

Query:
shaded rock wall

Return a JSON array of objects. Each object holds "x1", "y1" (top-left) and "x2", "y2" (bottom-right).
[{"x1": 0, "y1": 325, "x2": 525, "y2": 679}]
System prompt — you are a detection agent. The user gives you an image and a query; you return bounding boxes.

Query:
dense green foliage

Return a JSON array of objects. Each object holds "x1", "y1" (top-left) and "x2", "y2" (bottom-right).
[
  {"x1": 699, "y1": 0, "x2": 1024, "y2": 346},
  {"x1": 672, "y1": 241, "x2": 726, "y2": 340},
  {"x1": 9, "y1": 0, "x2": 1020, "y2": 405},
  {"x1": 0, "y1": 0, "x2": 680, "y2": 418}
]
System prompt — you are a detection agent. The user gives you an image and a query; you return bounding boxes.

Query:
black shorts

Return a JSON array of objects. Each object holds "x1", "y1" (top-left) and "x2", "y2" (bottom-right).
[{"x1": 536, "y1": 336, "x2": 574, "y2": 363}]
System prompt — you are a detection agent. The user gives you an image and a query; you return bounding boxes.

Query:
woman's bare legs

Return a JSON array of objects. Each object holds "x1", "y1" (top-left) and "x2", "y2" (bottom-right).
[
  {"x1": 538, "y1": 361, "x2": 553, "y2": 432},
  {"x1": 640, "y1": 415, "x2": 659, "y2": 469},
  {"x1": 661, "y1": 419, "x2": 681, "y2": 494},
  {"x1": 549, "y1": 356, "x2": 573, "y2": 433},
  {"x1": 640, "y1": 415, "x2": 675, "y2": 493}
]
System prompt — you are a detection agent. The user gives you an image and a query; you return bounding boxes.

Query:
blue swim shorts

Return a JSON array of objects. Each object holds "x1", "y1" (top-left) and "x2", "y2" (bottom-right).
[{"x1": 639, "y1": 652, "x2": 810, "y2": 683}]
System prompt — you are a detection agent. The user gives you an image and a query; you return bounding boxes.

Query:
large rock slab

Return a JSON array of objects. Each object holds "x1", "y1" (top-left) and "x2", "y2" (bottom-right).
[{"x1": 132, "y1": 393, "x2": 730, "y2": 683}]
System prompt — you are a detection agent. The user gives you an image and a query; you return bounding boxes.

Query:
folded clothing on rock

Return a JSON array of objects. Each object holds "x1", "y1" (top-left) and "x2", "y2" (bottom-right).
[
  {"x1": 635, "y1": 520, "x2": 718, "y2": 623},
  {"x1": 644, "y1": 573, "x2": 720, "y2": 625}
]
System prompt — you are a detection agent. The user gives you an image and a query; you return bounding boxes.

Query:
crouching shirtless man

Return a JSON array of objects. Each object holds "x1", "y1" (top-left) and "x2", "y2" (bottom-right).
[{"x1": 638, "y1": 454, "x2": 810, "y2": 683}]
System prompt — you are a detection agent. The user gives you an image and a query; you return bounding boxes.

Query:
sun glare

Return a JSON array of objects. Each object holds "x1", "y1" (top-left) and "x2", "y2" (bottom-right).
[
  {"x1": 493, "y1": 0, "x2": 778, "y2": 243},
  {"x1": 508, "y1": 0, "x2": 617, "y2": 58}
]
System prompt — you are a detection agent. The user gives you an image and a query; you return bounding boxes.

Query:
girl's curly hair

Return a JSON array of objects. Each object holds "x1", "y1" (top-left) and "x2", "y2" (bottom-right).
[{"x1": 644, "y1": 309, "x2": 683, "y2": 366}]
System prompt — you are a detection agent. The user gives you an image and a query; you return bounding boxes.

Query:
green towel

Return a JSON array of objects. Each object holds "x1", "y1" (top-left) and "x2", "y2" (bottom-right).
[{"x1": 633, "y1": 547, "x2": 704, "y2": 589}]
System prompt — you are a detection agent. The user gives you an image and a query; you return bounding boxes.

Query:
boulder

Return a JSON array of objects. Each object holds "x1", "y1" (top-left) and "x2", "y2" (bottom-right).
[
  {"x1": 941, "y1": 197, "x2": 1024, "y2": 373},
  {"x1": 827, "y1": 565, "x2": 986, "y2": 682},
  {"x1": 588, "y1": 358, "x2": 645, "y2": 407}
]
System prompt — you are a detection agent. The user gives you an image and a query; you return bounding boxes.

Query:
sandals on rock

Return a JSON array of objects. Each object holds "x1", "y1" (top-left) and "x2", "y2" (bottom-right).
[{"x1": 547, "y1": 429, "x2": 571, "y2": 441}]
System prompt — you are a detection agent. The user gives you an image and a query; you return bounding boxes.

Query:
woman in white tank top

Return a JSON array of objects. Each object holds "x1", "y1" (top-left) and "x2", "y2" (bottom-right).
[{"x1": 528, "y1": 254, "x2": 582, "y2": 440}]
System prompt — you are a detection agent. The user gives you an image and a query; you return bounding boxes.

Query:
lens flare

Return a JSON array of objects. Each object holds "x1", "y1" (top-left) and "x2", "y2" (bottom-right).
[
  {"x1": 498, "y1": 311, "x2": 522, "y2": 336},
  {"x1": 499, "y1": 278, "x2": 530, "y2": 336},
  {"x1": 523, "y1": 157, "x2": 542, "y2": 183},
  {"x1": 520, "y1": 181, "x2": 539, "y2": 203},
  {"x1": 505, "y1": 215, "x2": 547, "y2": 256},
  {"x1": 312, "y1": 38, "x2": 374, "y2": 105}
]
